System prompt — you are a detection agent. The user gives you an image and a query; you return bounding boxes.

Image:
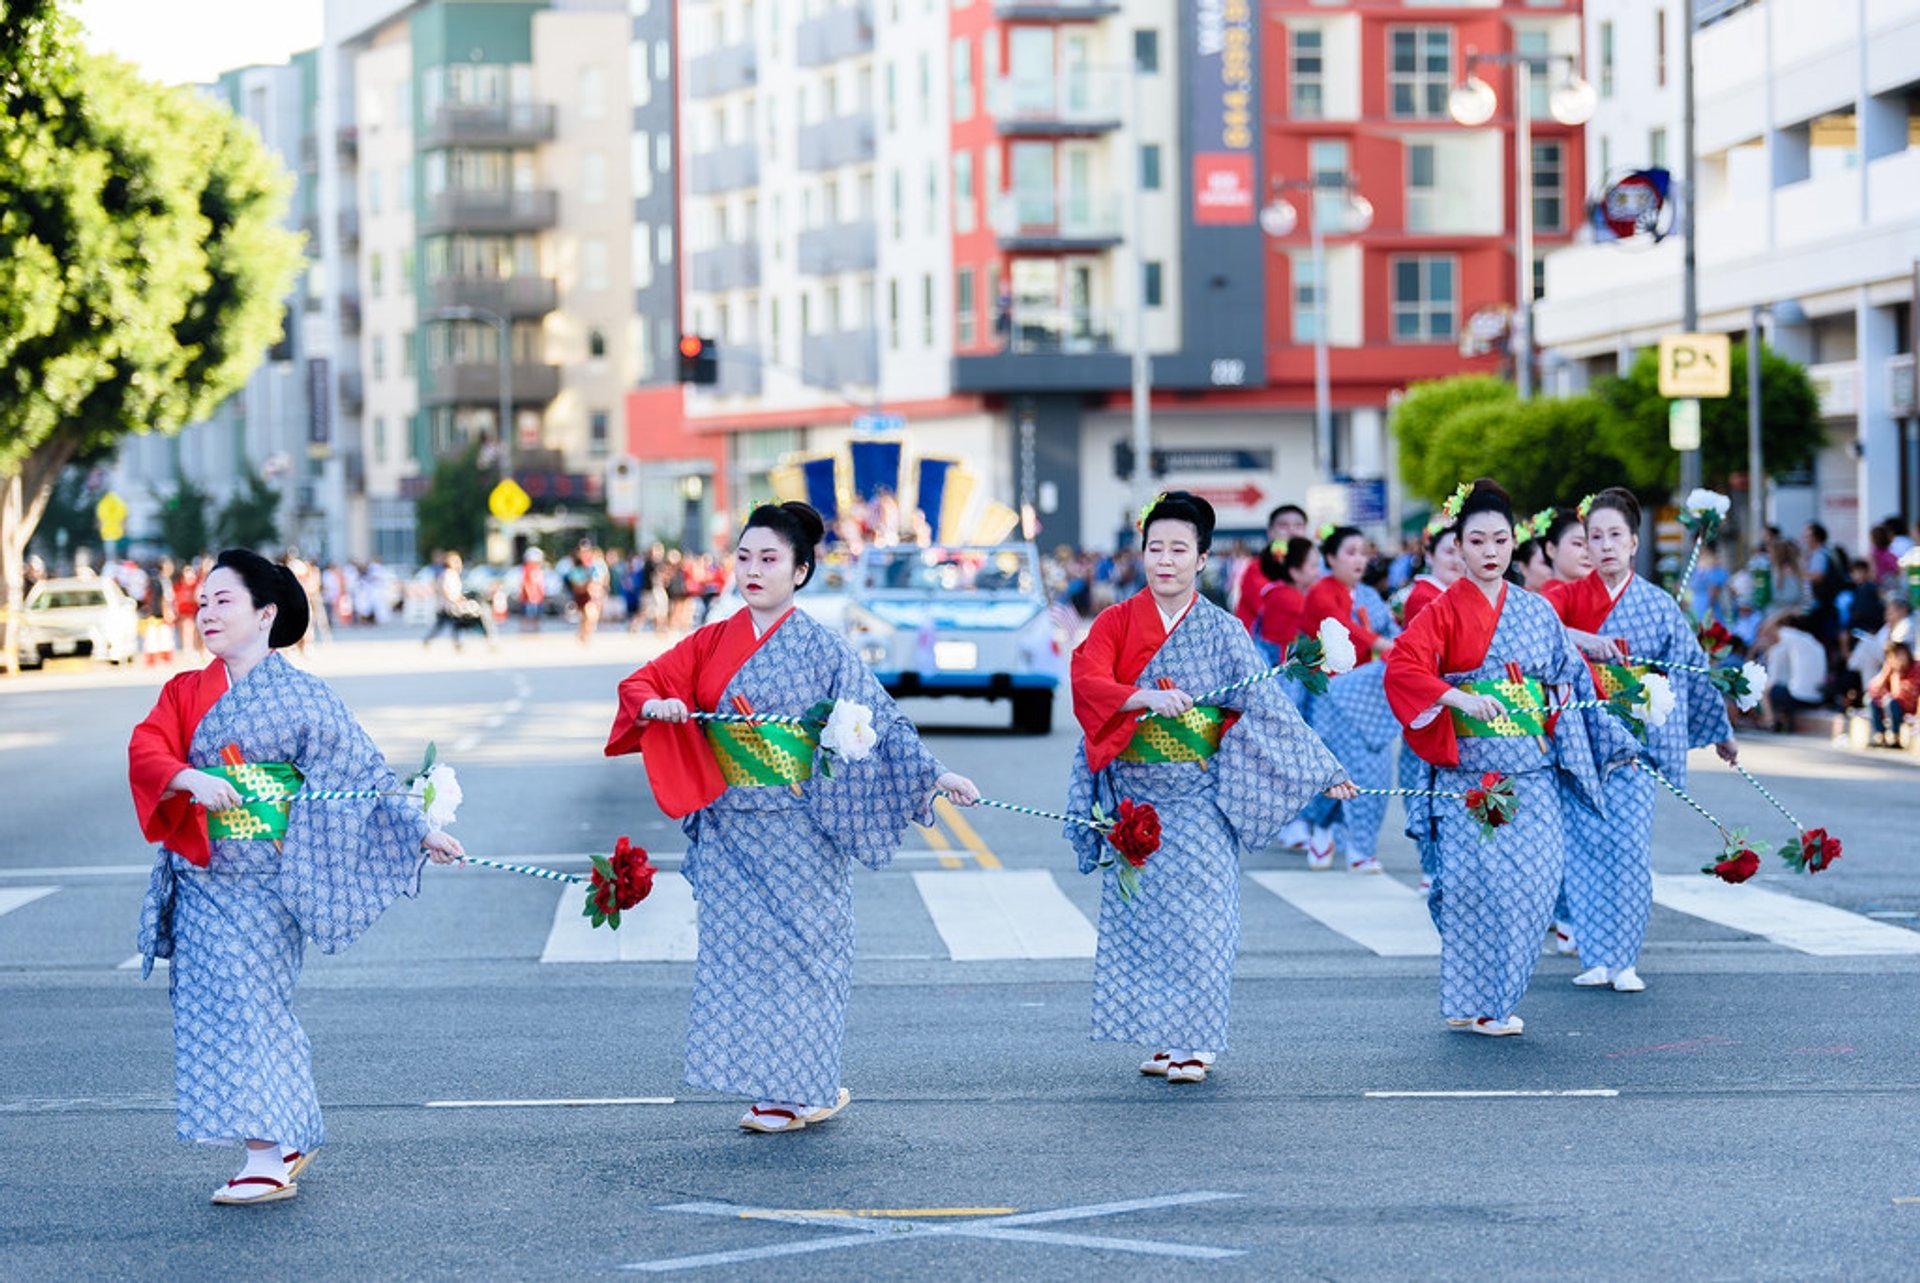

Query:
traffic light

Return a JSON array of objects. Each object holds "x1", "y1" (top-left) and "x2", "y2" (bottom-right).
[{"x1": 677, "y1": 334, "x2": 717, "y2": 385}]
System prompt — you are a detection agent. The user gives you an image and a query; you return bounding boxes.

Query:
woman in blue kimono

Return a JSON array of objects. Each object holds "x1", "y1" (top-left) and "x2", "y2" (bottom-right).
[
  {"x1": 1549, "y1": 487, "x2": 1738, "y2": 992},
  {"x1": 130, "y1": 549, "x2": 466, "y2": 1205},
  {"x1": 1385, "y1": 482, "x2": 1638, "y2": 1035},
  {"x1": 1068, "y1": 492, "x2": 1352, "y2": 1083},
  {"x1": 607, "y1": 503, "x2": 979, "y2": 1132}
]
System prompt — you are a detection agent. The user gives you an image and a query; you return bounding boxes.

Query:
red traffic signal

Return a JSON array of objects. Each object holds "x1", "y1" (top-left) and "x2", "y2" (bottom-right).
[{"x1": 677, "y1": 334, "x2": 717, "y2": 384}]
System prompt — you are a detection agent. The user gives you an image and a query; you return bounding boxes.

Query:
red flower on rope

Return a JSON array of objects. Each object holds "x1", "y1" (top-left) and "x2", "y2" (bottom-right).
[
  {"x1": 1783, "y1": 827, "x2": 1842, "y2": 875},
  {"x1": 1107, "y1": 799, "x2": 1162, "y2": 868},
  {"x1": 1706, "y1": 846, "x2": 1762, "y2": 884},
  {"x1": 1463, "y1": 771, "x2": 1516, "y2": 839},
  {"x1": 586, "y1": 836, "x2": 657, "y2": 929}
]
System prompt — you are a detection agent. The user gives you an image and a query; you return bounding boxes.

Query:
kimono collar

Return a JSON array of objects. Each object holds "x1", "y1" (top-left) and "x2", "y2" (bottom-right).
[
  {"x1": 1153, "y1": 591, "x2": 1197, "y2": 635},
  {"x1": 1603, "y1": 570, "x2": 1633, "y2": 601},
  {"x1": 747, "y1": 606, "x2": 795, "y2": 640},
  {"x1": 1450, "y1": 576, "x2": 1507, "y2": 623}
]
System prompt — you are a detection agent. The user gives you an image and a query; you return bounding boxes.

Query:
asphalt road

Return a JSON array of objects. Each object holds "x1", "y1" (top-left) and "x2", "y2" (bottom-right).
[{"x1": 3, "y1": 626, "x2": 1918, "y2": 1280}]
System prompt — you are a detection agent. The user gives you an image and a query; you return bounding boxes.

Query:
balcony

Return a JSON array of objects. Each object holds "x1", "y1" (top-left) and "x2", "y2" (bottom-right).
[
  {"x1": 337, "y1": 370, "x2": 364, "y2": 417},
  {"x1": 338, "y1": 295, "x2": 361, "y2": 337},
  {"x1": 689, "y1": 143, "x2": 760, "y2": 195},
  {"x1": 712, "y1": 343, "x2": 764, "y2": 397},
  {"x1": 421, "y1": 361, "x2": 562, "y2": 407},
  {"x1": 797, "y1": 220, "x2": 877, "y2": 275},
  {"x1": 690, "y1": 43, "x2": 757, "y2": 98},
  {"x1": 419, "y1": 102, "x2": 558, "y2": 149},
  {"x1": 426, "y1": 275, "x2": 560, "y2": 317},
  {"x1": 992, "y1": 0, "x2": 1121, "y2": 17},
  {"x1": 797, "y1": 112, "x2": 876, "y2": 172},
  {"x1": 337, "y1": 208, "x2": 360, "y2": 250},
  {"x1": 802, "y1": 328, "x2": 879, "y2": 390},
  {"x1": 952, "y1": 305, "x2": 1130, "y2": 392},
  {"x1": 989, "y1": 75, "x2": 1124, "y2": 135},
  {"x1": 420, "y1": 188, "x2": 559, "y2": 235},
  {"x1": 336, "y1": 126, "x2": 358, "y2": 167},
  {"x1": 991, "y1": 191, "x2": 1124, "y2": 250},
  {"x1": 797, "y1": 1, "x2": 873, "y2": 67},
  {"x1": 690, "y1": 241, "x2": 762, "y2": 292}
]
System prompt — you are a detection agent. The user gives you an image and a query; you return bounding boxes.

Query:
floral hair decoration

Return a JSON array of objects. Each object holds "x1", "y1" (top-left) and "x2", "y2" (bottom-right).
[
  {"x1": 1576, "y1": 493, "x2": 1597, "y2": 521},
  {"x1": 1134, "y1": 491, "x2": 1170, "y2": 533}
]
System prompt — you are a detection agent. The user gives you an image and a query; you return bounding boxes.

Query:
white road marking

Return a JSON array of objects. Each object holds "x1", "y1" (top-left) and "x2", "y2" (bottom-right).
[
  {"x1": 910, "y1": 870, "x2": 1096, "y2": 961},
  {"x1": 424, "y1": 1097, "x2": 675, "y2": 1109},
  {"x1": 0, "y1": 865, "x2": 152, "y2": 879},
  {"x1": 1248, "y1": 871, "x2": 1441, "y2": 957},
  {"x1": 1364, "y1": 1090, "x2": 1619, "y2": 1099},
  {"x1": 1651, "y1": 874, "x2": 1920, "y2": 956},
  {"x1": 540, "y1": 871, "x2": 699, "y2": 963},
  {"x1": 0, "y1": 887, "x2": 57, "y2": 918}
]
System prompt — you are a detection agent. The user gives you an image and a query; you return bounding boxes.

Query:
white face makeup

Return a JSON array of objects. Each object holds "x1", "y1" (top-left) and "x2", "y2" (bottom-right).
[
  {"x1": 1585, "y1": 507, "x2": 1638, "y2": 581},
  {"x1": 1430, "y1": 531, "x2": 1466, "y2": 584},
  {"x1": 1549, "y1": 523, "x2": 1592, "y2": 580},
  {"x1": 196, "y1": 566, "x2": 274, "y2": 659},
  {"x1": 1459, "y1": 512, "x2": 1515, "y2": 585},
  {"x1": 734, "y1": 525, "x2": 807, "y2": 615},
  {"x1": 1144, "y1": 519, "x2": 1205, "y2": 604}
]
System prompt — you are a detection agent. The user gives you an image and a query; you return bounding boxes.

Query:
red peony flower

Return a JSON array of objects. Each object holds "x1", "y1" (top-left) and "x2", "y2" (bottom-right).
[
  {"x1": 1710, "y1": 849, "x2": 1762, "y2": 883},
  {"x1": 1480, "y1": 771, "x2": 1503, "y2": 790},
  {"x1": 1463, "y1": 788, "x2": 1487, "y2": 812},
  {"x1": 1792, "y1": 827, "x2": 1842, "y2": 874},
  {"x1": 1484, "y1": 806, "x2": 1510, "y2": 830},
  {"x1": 611, "y1": 835, "x2": 657, "y2": 909},
  {"x1": 1106, "y1": 798, "x2": 1162, "y2": 868}
]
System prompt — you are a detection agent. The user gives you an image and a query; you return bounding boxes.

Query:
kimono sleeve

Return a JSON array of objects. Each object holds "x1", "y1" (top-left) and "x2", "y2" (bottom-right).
[
  {"x1": 128, "y1": 672, "x2": 205, "y2": 865},
  {"x1": 1384, "y1": 604, "x2": 1463, "y2": 768},
  {"x1": 1070, "y1": 605, "x2": 1146, "y2": 772},
  {"x1": 1671, "y1": 607, "x2": 1734, "y2": 749},
  {"x1": 604, "y1": 626, "x2": 727, "y2": 819},
  {"x1": 809, "y1": 642, "x2": 944, "y2": 870},
  {"x1": 280, "y1": 675, "x2": 430, "y2": 953}
]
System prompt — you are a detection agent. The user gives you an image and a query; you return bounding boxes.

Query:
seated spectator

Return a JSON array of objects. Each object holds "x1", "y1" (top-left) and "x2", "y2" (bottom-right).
[
  {"x1": 1758, "y1": 611, "x2": 1828, "y2": 734},
  {"x1": 1866, "y1": 641, "x2": 1920, "y2": 748}
]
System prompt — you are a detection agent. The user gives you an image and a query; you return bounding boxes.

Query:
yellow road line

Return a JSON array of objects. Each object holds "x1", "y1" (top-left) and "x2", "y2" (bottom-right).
[
  {"x1": 746, "y1": 1208, "x2": 1018, "y2": 1219},
  {"x1": 933, "y1": 796, "x2": 1002, "y2": 869},
  {"x1": 918, "y1": 815, "x2": 964, "y2": 869}
]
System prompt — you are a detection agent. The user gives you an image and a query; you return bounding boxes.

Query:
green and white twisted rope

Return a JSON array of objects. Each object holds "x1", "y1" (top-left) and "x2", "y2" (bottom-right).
[
  {"x1": 1353, "y1": 786, "x2": 1471, "y2": 801},
  {"x1": 1636, "y1": 761, "x2": 1730, "y2": 838},
  {"x1": 457, "y1": 855, "x2": 588, "y2": 885},
  {"x1": 228, "y1": 787, "x2": 393, "y2": 804},
  {"x1": 952, "y1": 795, "x2": 1109, "y2": 833},
  {"x1": 685, "y1": 710, "x2": 808, "y2": 727}
]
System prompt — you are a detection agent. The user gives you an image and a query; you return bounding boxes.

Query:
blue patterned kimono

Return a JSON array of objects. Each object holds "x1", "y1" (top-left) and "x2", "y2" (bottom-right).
[
  {"x1": 135, "y1": 653, "x2": 430, "y2": 1150},
  {"x1": 1302, "y1": 662, "x2": 1400, "y2": 859},
  {"x1": 1066, "y1": 598, "x2": 1345, "y2": 1053},
  {"x1": 676, "y1": 612, "x2": 942, "y2": 1109},
  {"x1": 1394, "y1": 588, "x2": 1638, "y2": 1023},
  {"x1": 1563, "y1": 576, "x2": 1733, "y2": 970}
]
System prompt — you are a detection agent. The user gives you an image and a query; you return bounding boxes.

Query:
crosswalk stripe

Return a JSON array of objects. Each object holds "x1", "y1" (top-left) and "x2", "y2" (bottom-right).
[
  {"x1": 539, "y1": 872, "x2": 700, "y2": 963},
  {"x1": 1650, "y1": 874, "x2": 1920, "y2": 956},
  {"x1": 1247, "y1": 872, "x2": 1440, "y2": 957},
  {"x1": 0, "y1": 887, "x2": 57, "y2": 919},
  {"x1": 911, "y1": 870, "x2": 1097, "y2": 961}
]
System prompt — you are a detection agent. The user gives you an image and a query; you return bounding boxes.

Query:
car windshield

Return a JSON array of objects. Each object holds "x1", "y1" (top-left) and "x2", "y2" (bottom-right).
[
  {"x1": 30, "y1": 590, "x2": 107, "y2": 610},
  {"x1": 861, "y1": 548, "x2": 1034, "y2": 595}
]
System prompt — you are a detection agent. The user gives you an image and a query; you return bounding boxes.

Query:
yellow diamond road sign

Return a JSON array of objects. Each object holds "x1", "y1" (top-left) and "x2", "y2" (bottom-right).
[
  {"x1": 1658, "y1": 333, "x2": 1732, "y2": 399},
  {"x1": 488, "y1": 478, "x2": 531, "y2": 522},
  {"x1": 96, "y1": 491, "x2": 128, "y2": 540}
]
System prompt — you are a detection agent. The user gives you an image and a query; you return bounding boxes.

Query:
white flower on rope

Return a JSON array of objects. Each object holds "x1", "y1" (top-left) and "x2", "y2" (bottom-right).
[
  {"x1": 1318, "y1": 618, "x2": 1358, "y2": 675},
  {"x1": 819, "y1": 700, "x2": 879, "y2": 762}
]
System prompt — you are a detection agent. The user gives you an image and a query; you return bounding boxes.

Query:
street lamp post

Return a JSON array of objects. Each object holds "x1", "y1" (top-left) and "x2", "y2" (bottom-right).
[
  {"x1": 431, "y1": 304, "x2": 513, "y2": 484},
  {"x1": 1448, "y1": 50, "x2": 1597, "y2": 399},
  {"x1": 1261, "y1": 180, "x2": 1374, "y2": 482}
]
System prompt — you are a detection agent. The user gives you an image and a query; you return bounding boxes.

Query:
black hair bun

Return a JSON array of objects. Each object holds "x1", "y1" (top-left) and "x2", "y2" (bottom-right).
[
  {"x1": 1142, "y1": 490, "x2": 1217, "y2": 552},
  {"x1": 268, "y1": 564, "x2": 310, "y2": 649},
  {"x1": 779, "y1": 501, "x2": 826, "y2": 548}
]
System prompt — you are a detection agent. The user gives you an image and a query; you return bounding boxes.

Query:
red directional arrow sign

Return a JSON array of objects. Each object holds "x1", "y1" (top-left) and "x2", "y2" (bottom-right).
[{"x1": 1187, "y1": 484, "x2": 1265, "y2": 508}]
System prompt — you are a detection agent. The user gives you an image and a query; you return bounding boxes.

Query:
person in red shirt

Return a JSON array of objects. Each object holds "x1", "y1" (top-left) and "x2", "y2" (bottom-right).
[
  {"x1": 1250, "y1": 536, "x2": 1320, "y2": 663},
  {"x1": 1233, "y1": 503, "x2": 1308, "y2": 629},
  {"x1": 1867, "y1": 640, "x2": 1920, "y2": 747}
]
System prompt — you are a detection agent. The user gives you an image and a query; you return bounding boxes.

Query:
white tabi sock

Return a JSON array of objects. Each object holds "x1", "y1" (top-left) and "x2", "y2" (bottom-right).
[{"x1": 237, "y1": 1143, "x2": 288, "y2": 1182}]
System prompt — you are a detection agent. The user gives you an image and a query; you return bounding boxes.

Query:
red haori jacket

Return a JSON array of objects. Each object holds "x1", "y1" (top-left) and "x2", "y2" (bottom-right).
[
  {"x1": 128, "y1": 661, "x2": 231, "y2": 868},
  {"x1": 1233, "y1": 557, "x2": 1279, "y2": 630},
  {"x1": 1302, "y1": 576, "x2": 1381, "y2": 663},
  {"x1": 1383, "y1": 579, "x2": 1506, "y2": 769},
  {"x1": 1401, "y1": 577, "x2": 1444, "y2": 627},
  {"x1": 604, "y1": 608, "x2": 791, "y2": 819}
]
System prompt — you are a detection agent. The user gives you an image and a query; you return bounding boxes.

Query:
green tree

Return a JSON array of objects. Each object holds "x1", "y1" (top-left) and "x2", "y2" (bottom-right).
[
  {"x1": 414, "y1": 443, "x2": 489, "y2": 560},
  {"x1": 25, "y1": 463, "x2": 104, "y2": 566},
  {"x1": 214, "y1": 471, "x2": 281, "y2": 551},
  {"x1": 1, "y1": 7, "x2": 303, "y2": 669},
  {"x1": 1592, "y1": 343, "x2": 1824, "y2": 495},
  {"x1": 1389, "y1": 375, "x2": 1516, "y2": 503},
  {"x1": 152, "y1": 476, "x2": 211, "y2": 562}
]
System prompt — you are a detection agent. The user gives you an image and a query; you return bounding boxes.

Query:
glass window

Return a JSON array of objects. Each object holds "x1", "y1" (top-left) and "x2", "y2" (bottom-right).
[
  {"x1": 1531, "y1": 140, "x2": 1564, "y2": 232},
  {"x1": 922, "y1": 273, "x2": 934, "y2": 345},
  {"x1": 590, "y1": 410, "x2": 609, "y2": 452},
  {"x1": 1599, "y1": 20, "x2": 1614, "y2": 98},
  {"x1": 1291, "y1": 28, "x2": 1324, "y2": 120},
  {"x1": 581, "y1": 152, "x2": 606, "y2": 204},
  {"x1": 1390, "y1": 254, "x2": 1457, "y2": 343},
  {"x1": 953, "y1": 152, "x2": 975, "y2": 233},
  {"x1": 402, "y1": 329, "x2": 416, "y2": 376},
  {"x1": 951, "y1": 37, "x2": 973, "y2": 121},
  {"x1": 581, "y1": 66, "x2": 605, "y2": 120},
  {"x1": 1406, "y1": 143, "x2": 1437, "y2": 232},
  {"x1": 1654, "y1": 9, "x2": 1667, "y2": 88},
  {"x1": 1134, "y1": 29, "x2": 1158, "y2": 74},
  {"x1": 584, "y1": 239, "x2": 608, "y2": 291},
  {"x1": 1388, "y1": 26, "x2": 1452, "y2": 119},
  {"x1": 888, "y1": 278, "x2": 900, "y2": 349},
  {"x1": 371, "y1": 334, "x2": 386, "y2": 380},
  {"x1": 589, "y1": 328, "x2": 607, "y2": 359},
  {"x1": 1650, "y1": 127, "x2": 1668, "y2": 169},
  {"x1": 1143, "y1": 261, "x2": 1163, "y2": 309},
  {"x1": 368, "y1": 251, "x2": 383, "y2": 297},
  {"x1": 367, "y1": 170, "x2": 383, "y2": 215},
  {"x1": 1292, "y1": 253, "x2": 1323, "y2": 343},
  {"x1": 1516, "y1": 30, "x2": 1551, "y2": 119},
  {"x1": 1139, "y1": 143, "x2": 1162, "y2": 191},
  {"x1": 956, "y1": 268, "x2": 975, "y2": 347},
  {"x1": 1309, "y1": 139, "x2": 1349, "y2": 227}
]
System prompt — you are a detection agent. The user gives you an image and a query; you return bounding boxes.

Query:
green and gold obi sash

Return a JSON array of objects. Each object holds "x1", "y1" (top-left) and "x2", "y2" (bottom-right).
[
  {"x1": 1594, "y1": 662, "x2": 1649, "y2": 700},
  {"x1": 704, "y1": 721, "x2": 819, "y2": 788},
  {"x1": 1118, "y1": 705, "x2": 1232, "y2": 764},
  {"x1": 202, "y1": 761, "x2": 304, "y2": 840},
  {"x1": 1448, "y1": 675, "x2": 1549, "y2": 739}
]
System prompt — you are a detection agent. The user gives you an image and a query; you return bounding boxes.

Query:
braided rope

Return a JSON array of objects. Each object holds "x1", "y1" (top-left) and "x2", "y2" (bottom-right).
[
  {"x1": 958, "y1": 795, "x2": 1109, "y2": 833},
  {"x1": 228, "y1": 788, "x2": 393, "y2": 804},
  {"x1": 1617, "y1": 654, "x2": 1718, "y2": 676},
  {"x1": 685, "y1": 710, "x2": 809, "y2": 727},
  {"x1": 1636, "y1": 761, "x2": 1730, "y2": 838},
  {"x1": 1190, "y1": 661, "x2": 1292, "y2": 706},
  {"x1": 1730, "y1": 762, "x2": 1803, "y2": 830},
  {"x1": 1353, "y1": 786, "x2": 1470, "y2": 801}
]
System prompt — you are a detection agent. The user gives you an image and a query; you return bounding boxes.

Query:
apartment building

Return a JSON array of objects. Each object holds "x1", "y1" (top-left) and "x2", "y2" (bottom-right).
[{"x1": 1536, "y1": 0, "x2": 1920, "y2": 548}]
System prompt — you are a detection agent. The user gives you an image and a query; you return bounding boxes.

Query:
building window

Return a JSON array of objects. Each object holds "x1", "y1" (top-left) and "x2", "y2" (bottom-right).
[
  {"x1": 956, "y1": 268, "x2": 975, "y2": 347},
  {"x1": 584, "y1": 239, "x2": 608, "y2": 291},
  {"x1": 888, "y1": 279, "x2": 900, "y2": 349},
  {"x1": 917, "y1": 51, "x2": 932, "y2": 126},
  {"x1": 581, "y1": 66, "x2": 605, "y2": 120},
  {"x1": 371, "y1": 333, "x2": 386, "y2": 379},
  {"x1": 951, "y1": 37, "x2": 973, "y2": 121},
  {"x1": 1406, "y1": 143, "x2": 1437, "y2": 232},
  {"x1": 926, "y1": 161, "x2": 939, "y2": 236},
  {"x1": 589, "y1": 410, "x2": 609, "y2": 453},
  {"x1": 1142, "y1": 261, "x2": 1163, "y2": 309},
  {"x1": 372, "y1": 416, "x2": 386, "y2": 463},
  {"x1": 1291, "y1": 253, "x2": 1323, "y2": 343},
  {"x1": 1391, "y1": 254, "x2": 1457, "y2": 343},
  {"x1": 1291, "y1": 28, "x2": 1324, "y2": 120},
  {"x1": 402, "y1": 329, "x2": 416, "y2": 376},
  {"x1": 1134, "y1": 29, "x2": 1159, "y2": 74},
  {"x1": 582, "y1": 152, "x2": 606, "y2": 204},
  {"x1": 890, "y1": 170, "x2": 904, "y2": 239},
  {"x1": 655, "y1": 131, "x2": 671, "y2": 174},
  {"x1": 1309, "y1": 138, "x2": 1349, "y2": 226},
  {"x1": 368, "y1": 251, "x2": 383, "y2": 297},
  {"x1": 1654, "y1": 9, "x2": 1668, "y2": 88},
  {"x1": 953, "y1": 151, "x2": 975, "y2": 233},
  {"x1": 1650, "y1": 127, "x2": 1668, "y2": 169},
  {"x1": 1139, "y1": 143, "x2": 1162, "y2": 191},
  {"x1": 1531, "y1": 141, "x2": 1565, "y2": 232},
  {"x1": 921, "y1": 273, "x2": 934, "y2": 345},
  {"x1": 656, "y1": 224, "x2": 673, "y2": 266},
  {"x1": 1599, "y1": 20, "x2": 1615, "y2": 98},
  {"x1": 589, "y1": 327, "x2": 607, "y2": 359},
  {"x1": 885, "y1": 61, "x2": 897, "y2": 132},
  {"x1": 367, "y1": 170, "x2": 383, "y2": 214},
  {"x1": 1388, "y1": 26, "x2": 1452, "y2": 119}
]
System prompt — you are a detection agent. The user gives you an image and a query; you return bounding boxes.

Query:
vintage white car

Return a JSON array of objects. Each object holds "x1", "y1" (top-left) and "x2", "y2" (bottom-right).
[
  {"x1": 845, "y1": 543, "x2": 1065, "y2": 734},
  {"x1": 16, "y1": 576, "x2": 141, "y2": 667}
]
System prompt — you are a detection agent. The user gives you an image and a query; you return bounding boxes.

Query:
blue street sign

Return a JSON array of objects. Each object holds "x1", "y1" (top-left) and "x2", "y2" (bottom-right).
[{"x1": 854, "y1": 413, "x2": 905, "y2": 433}]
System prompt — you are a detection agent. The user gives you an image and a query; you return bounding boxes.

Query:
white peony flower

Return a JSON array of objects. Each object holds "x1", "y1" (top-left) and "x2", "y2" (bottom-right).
[
  {"x1": 1317, "y1": 617, "x2": 1358, "y2": 674},
  {"x1": 1683, "y1": 488, "x2": 1731, "y2": 520},
  {"x1": 1636, "y1": 672, "x2": 1677, "y2": 728},
  {"x1": 819, "y1": 700, "x2": 879, "y2": 761},
  {"x1": 1736, "y1": 661, "x2": 1768, "y2": 712},
  {"x1": 414, "y1": 763, "x2": 462, "y2": 828}
]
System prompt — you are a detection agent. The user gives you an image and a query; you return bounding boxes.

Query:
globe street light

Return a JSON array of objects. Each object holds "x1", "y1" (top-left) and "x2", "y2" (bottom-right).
[
  {"x1": 1262, "y1": 180, "x2": 1373, "y2": 481},
  {"x1": 1448, "y1": 49, "x2": 1596, "y2": 398}
]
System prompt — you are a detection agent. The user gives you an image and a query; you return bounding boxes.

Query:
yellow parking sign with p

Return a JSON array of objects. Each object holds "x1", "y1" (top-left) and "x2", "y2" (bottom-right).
[{"x1": 1657, "y1": 333, "x2": 1732, "y2": 398}]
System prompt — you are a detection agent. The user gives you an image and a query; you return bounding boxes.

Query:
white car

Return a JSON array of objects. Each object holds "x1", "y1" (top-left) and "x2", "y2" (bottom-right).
[
  {"x1": 16, "y1": 576, "x2": 141, "y2": 667},
  {"x1": 845, "y1": 543, "x2": 1066, "y2": 734}
]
